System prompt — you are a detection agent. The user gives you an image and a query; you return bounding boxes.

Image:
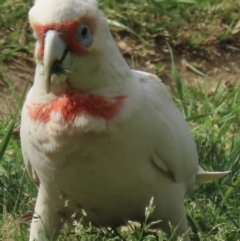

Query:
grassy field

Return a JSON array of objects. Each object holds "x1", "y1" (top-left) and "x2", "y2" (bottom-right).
[{"x1": 0, "y1": 0, "x2": 240, "y2": 240}]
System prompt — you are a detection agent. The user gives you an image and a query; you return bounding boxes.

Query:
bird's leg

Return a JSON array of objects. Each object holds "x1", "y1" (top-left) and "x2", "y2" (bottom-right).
[{"x1": 29, "y1": 186, "x2": 63, "y2": 241}]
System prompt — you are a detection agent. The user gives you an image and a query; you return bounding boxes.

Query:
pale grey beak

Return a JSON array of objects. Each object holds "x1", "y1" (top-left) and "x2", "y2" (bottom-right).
[{"x1": 43, "y1": 30, "x2": 68, "y2": 93}]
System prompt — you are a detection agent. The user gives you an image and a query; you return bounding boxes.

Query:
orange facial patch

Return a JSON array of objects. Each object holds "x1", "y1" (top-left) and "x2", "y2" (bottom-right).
[
  {"x1": 27, "y1": 93, "x2": 126, "y2": 124},
  {"x1": 34, "y1": 16, "x2": 96, "y2": 58}
]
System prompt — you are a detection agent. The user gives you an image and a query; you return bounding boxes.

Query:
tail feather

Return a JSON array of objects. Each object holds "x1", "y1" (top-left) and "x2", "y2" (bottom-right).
[{"x1": 195, "y1": 166, "x2": 230, "y2": 185}]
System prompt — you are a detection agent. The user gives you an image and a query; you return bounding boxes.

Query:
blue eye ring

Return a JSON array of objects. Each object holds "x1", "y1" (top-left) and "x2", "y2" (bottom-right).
[{"x1": 75, "y1": 23, "x2": 93, "y2": 48}]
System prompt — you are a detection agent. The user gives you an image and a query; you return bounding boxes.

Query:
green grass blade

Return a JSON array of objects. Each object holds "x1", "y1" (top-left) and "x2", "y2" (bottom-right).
[{"x1": 0, "y1": 120, "x2": 16, "y2": 160}]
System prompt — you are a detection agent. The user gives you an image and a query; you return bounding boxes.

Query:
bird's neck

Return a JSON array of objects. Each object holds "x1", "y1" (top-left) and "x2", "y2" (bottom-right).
[{"x1": 70, "y1": 57, "x2": 131, "y2": 98}]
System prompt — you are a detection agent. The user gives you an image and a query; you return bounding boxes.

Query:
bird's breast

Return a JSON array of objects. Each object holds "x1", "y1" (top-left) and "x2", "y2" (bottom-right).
[{"x1": 22, "y1": 120, "x2": 155, "y2": 224}]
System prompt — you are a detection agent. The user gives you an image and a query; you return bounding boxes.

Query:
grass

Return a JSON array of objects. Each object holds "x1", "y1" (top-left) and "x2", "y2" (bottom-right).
[{"x1": 0, "y1": 0, "x2": 240, "y2": 240}]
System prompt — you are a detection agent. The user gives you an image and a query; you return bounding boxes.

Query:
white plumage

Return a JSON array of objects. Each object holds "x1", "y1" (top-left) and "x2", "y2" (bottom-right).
[{"x1": 20, "y1": 1, "x2": 229, "y2": 241}]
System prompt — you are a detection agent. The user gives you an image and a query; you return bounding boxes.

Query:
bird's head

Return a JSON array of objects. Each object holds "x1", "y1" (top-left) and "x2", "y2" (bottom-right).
[{"x1": 29, "y1": 0, "x2": 130, "y2": 95}]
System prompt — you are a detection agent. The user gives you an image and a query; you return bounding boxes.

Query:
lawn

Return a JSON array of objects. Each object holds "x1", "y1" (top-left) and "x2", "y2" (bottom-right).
[{"x1": 0, "y1": 0, "x2": 240, "y2": 240}]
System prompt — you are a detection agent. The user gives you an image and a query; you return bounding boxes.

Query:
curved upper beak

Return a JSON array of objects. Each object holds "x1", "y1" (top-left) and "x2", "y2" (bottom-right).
[{"x1": 43, "y1": 30, "x2": 68, "y2": 93}]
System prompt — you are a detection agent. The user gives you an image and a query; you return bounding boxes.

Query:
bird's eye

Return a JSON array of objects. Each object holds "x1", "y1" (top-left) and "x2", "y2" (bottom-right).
[
  {"x1": 75, "y1": 23, "x2": 93, "y2": 48},
  {"x1": 81, "y1": 27, "x2": 88, "y2": 37}
]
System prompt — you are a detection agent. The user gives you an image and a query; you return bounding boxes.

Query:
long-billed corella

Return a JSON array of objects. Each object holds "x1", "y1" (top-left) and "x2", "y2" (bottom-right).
[{"x1": 20, "y1": 1, "x2": 229, "y2": 240}]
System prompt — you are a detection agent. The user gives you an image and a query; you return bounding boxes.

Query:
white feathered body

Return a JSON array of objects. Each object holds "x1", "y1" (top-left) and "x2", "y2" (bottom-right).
[{"x1": 21, "y1": 69, "x2": 198, "y2": 227}]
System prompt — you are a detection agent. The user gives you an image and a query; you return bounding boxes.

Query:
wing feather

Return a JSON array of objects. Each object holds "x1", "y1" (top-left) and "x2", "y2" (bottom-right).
[{"x1": 134, "y1": 70, "x2": 199, "y2": 182}]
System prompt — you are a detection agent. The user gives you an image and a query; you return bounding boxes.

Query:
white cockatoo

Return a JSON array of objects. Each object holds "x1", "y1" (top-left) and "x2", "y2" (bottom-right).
[{"x1": 20, "y1": 1, "x2": 229, "y2": 241}]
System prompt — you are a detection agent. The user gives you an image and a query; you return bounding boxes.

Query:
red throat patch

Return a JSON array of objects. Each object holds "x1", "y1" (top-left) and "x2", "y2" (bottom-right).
[{"x1": 27, "y1": 93, "x2": 126, "y2": 123}]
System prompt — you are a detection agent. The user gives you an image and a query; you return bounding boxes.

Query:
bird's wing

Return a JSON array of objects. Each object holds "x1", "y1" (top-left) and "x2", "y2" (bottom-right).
[{"x1": 133, "y1": 70, "x2": 199, "y2": 182}]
